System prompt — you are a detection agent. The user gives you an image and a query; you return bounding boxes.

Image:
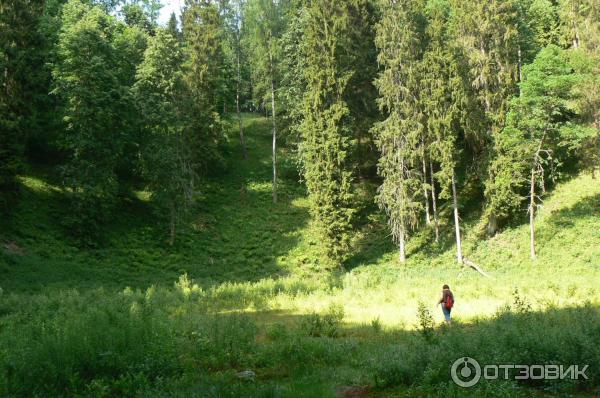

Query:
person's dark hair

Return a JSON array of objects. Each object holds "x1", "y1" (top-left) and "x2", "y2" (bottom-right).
[{"x1": 443, "y1": 284, "x2": 449, "y2": 289}]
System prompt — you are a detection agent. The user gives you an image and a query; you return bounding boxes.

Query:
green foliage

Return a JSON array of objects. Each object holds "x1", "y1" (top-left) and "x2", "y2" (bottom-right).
[
  {"x1": 243, "y1": 0, "x2": 284, "y2": 109},
  {"x1": 416, "y1": 301, "x2": 436, "y2": 340},
  {"x1": 133, "y1": 29, "x2": 194, "y2": 243},
  {"x1": 52, "y1": 0, "x2": 136, "y2": 240},
  {"x1": 298, "y1": 0, "x2": 363, "y2": 266},
  {"x1": 2, "y1": 282, "x2": 600, "y2": 396},
  {"x1": 370, "y1": 316, "x2": 382, "y2": 334},
  {"x1": 121, "y1": 3, "x2": 155, "y2": 34},
  {"x1": 182, "y1": 0, "x2": 227, "y2": 174},
  {"x1": 486, "y1": 45, "x2": 595, "y2": 223},
  {"x1": 0, "y1": 0, "x2": 43, "y2": 208},
  {"x1": 373, "y1": 0, "x2": 426, "y2": 260},
  {"x1": 2, "y1": 0, "x2": 600, "y2": 395},
  {"x1": 1, "y1": 114, "x2": 600, "y2": 396},
  {"x1": 300, "y1": 303, "x2": 344, "y2": 338},
  {"x1": 372, "y1": 303, "x2": 600, "y2": 394},
  {"x1": 526, "y1": 0, "x2": 560, "y2": 52}
]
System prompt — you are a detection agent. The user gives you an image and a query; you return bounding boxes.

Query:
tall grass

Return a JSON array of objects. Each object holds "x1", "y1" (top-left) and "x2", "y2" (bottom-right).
[{"x1": 1, "y1": 282, "x2": 599, "y2": 397}]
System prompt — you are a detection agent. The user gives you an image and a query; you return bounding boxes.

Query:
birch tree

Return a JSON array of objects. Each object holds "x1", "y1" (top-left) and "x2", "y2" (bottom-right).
[
  {"x1": 244, "y1": 0, "x2": 284, "y2": 202},
  {"x1": 133, "y1": 29, "x2": 194, "y2": 244}
]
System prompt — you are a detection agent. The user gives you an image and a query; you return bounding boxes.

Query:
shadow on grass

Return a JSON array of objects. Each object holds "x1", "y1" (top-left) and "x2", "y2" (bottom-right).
[
  {"x1": 2, "y1": 282, "x2": 599, "y2": 398},
  {"x1": 245, "y1": 303, "x2": 600, "y2": 397},
  {"x1": 540, "y1": 192, "x2": 600, "y2": 231},
  {"x1": 1, "y1": 114, "x2": 311, "y2": 293}
]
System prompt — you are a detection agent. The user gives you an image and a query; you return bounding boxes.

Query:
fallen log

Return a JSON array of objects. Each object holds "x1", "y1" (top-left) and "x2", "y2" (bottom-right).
[{"x1": 462, "y1": 257, "x2": 491, "y2": 278}]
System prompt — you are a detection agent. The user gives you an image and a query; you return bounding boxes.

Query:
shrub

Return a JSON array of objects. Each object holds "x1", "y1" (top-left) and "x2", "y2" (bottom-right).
[
  {"x1": 416, "y1": 301, "x2": 436, "y2": 341},
  {"x1": 300, "y1": 304, "x2": 344, "y2": 338}
]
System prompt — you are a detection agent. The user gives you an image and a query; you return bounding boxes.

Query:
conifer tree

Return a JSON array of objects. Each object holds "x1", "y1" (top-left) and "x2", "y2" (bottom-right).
[
  {"x1": 373, "y1": 0, "x2": 426, "y2": 262},
  {"x1": 221, "y1": 0, "x2": 248, "y2": 158},
  {"x1": 558, "y1": 0, "x2": 600, "y2": 176},
  {"x1": 278, "y1": 1, "x2": 308, "y2": 136},
  {"x1": 422, "y1": 0, "x2": 465, "y2": 256},
  {"x1": 182, "y1": 0, "x2": 226, "y2": 173},
  {"x1": 167, "y1": 12, "x2": 180, "y2": 39},
  {"x1": 450, "y1": 0, "x2": 523, "y2": 234},
  {"x1": 488, "y1": 45, "x2": 595, "y2": 259},
  {"x1": 299, "y1": 0, "x2": 358, "y2": 266}
]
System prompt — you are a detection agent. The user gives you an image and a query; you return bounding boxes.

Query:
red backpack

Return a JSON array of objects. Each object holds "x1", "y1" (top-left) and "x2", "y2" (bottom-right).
[{"x1": 445, "y1": 295, "x2": 454, "y2": 310}]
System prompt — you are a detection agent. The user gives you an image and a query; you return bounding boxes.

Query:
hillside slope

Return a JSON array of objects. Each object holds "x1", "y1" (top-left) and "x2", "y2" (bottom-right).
[
  {"x1": 1, "y1": 116, "x2": 600, "y2": 398},
  {"x1": 1, "y1": 115, "x2": 598, "y2": 300}
]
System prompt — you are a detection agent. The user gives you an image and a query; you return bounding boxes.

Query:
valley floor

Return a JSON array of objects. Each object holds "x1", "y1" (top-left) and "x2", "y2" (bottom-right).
[{"x1": 1, "y1": 115, "x2": 599, "y2": 397}]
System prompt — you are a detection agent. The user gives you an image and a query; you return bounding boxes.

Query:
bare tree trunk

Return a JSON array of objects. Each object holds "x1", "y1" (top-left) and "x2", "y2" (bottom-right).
[
  {"x1": 430, "y1": 160, "x2": 439, "y2": 243},
  {"x1": 269, "y1": 50, "x2": 277, "y2": 204},
  {"x1": 529, "y1": 167, "x2": 536, "y2": 260},
  {"x1": 399, "y1": 227, "x2": 406, "y2": 263},
  {"x1": 422, "y1": 155, "x2": 430, "y2": 225},
  {"x1": 518, "y1": 46, "x2": 523, "y2": 82},
  {"x1": 236, "y1": 37, "x2": 247, "y2": 159},
  {"x1": 573, "y1": 21, "x2": 580, "y2": 48},
  {"x1": 451, "y1": 173, "x2": 463, "y2": 264}
]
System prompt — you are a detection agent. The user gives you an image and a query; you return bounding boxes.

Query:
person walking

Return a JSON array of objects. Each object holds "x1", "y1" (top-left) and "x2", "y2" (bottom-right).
[{"x1": 438, "y1": 284, "x2": 454, "y2": 325}]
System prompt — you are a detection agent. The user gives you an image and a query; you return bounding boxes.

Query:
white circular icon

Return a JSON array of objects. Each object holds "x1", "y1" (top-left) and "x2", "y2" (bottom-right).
[{"x1": 451, "y1": 357, "x2": 481, "y2": 387}]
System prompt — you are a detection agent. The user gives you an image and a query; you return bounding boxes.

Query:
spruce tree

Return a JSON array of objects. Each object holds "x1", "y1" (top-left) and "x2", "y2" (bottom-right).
[
  {"x1": 167, "y1": 12, "x2": 180, "y2": 39},
  {"x1": 299, "y1": 0, "x2": 358, "y2": 266},
  {"x1": 422, "y1": 0, "x2": 465, "y2": 258},
  {"x1": 182, "y1": 0, "x2": 226, "y2": 173},
  {"x1": 373, "y1": 0, "x2": 426, "y2": 262},
  {"x1": 488, "y1": 45, "x2": 595, "y2": 259},
  {"x1": 450, "y1": 0, "x2": 523, "y2": 234}
]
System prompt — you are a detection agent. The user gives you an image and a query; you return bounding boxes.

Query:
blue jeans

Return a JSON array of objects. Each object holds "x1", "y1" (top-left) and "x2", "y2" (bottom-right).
[{"x1": 442, "y1": 305, "x2": 451, "y2": 321}]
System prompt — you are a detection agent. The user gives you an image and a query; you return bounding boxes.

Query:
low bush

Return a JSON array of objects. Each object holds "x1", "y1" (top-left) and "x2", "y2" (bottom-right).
[
  {"x1": 371, "y1": 303, "x2": 600, "y2": 395},
  {"x1": 300, "y1": 303, "x2": 344, "y2": 338}
]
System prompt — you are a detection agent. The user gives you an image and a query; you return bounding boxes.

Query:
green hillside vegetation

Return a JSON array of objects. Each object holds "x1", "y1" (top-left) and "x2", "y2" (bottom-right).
[
  {"x1": 2, "y1": 0, "x2": 599, "y2": 396},
  {"x1": 1, "y1": 115, "x2": 599, "y2": 397}
]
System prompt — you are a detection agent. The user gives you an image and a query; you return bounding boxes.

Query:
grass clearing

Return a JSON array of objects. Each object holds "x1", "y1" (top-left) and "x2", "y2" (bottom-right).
[{"x1": 1, "y1": 115, "x2": 599, "y2": 396}]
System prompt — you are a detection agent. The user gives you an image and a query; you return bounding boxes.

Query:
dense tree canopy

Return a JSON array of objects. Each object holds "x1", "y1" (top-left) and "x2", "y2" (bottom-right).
[{"x1": 0, "y1": 0, "x2": 598, "y2": 261}]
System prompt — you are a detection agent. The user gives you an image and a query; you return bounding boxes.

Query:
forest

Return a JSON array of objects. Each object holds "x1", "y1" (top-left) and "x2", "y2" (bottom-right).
[{"x1": 1, "y1": 0, "x2": 599, "y2": 397}]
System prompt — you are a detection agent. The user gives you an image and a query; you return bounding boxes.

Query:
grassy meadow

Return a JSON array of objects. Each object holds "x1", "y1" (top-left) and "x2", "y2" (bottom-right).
[{"x1": 1, "y1": 115, "x2": 599, "y2": 397}]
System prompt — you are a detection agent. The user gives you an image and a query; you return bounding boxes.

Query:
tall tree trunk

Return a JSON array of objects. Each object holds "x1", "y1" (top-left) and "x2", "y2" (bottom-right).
[
  {"x1": 399, "y1": 226, "x2": 406, "y2": 262},
  {"x1": 517, "y1": 45, "x2": 523, "y2": 82},
  {"x1": 236, "y1": 38, "x2": 247, "y2": 159},
  {"x1": 269, "y1": 50, "x2": 277, "y2": 204},
  {"x1": 451, "y1": 173, "x2": 463, "y2": 264},
  {"x1": 430, "y1": 160, "x2": 439, "y2": 243},
  {"x1": 529, "y1": 167, "x2": 536, "y2": 260},
  {"x1": 422, "y1": 155, "x2": 430, "y2": 225}
]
